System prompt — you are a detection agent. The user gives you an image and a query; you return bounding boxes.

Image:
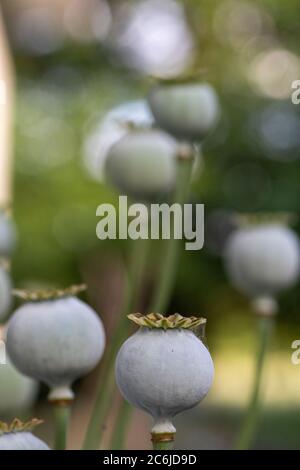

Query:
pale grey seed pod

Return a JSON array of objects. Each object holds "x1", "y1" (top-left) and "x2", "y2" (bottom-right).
[
  {"x1": 115, "y1": 314, "x2": 214, "y2": 440},
  {"x1": 83, "y1": 100, "x2": 154, "y2": 182},
  {"x1": 7, "y1": 295, "x2": 105, "y2": 402},
  {"x1": 0, "y1": 266, "x2": 12, "y2": 321},
  {"x1": 0, "y1": 431, "x2": 49, "y2": 450},
  {"x1": 0, "y1": 420, "x2": 49, "y2": 450},
  {"x1": 224, "y1": 224, "x2": 300, "y2": 298},
  {"x1": 148, "y1": 83, "x2": 220, "y2": 141},
  {"x1": 105, "y1": 129, "x2": 178, "y2": 200}
]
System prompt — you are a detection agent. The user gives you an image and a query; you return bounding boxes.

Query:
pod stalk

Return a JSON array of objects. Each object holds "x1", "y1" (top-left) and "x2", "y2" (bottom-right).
[{"x1": 151, "y1": 433, "x2": 175, "y2": 450}]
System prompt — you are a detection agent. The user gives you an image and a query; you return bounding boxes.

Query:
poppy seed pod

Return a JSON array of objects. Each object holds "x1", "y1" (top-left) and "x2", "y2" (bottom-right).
[
  {"x1": 0, "y1": 211, "x2": 17, "y2": 257},
  {"x1": 6, "y1": 286, "x2": 105, "y2": 402},
  {"x1": 105, "y1": 129, "x2": 178, "y2": 200},
  {"x1": 0, "y1": 419, "x2": 49, "y2": 450},
  {"x1": 148, "y1": 83, "x2": 220, "y2": 141},
  {"x1": 115, "y1": 313, "x2": 214, "y2": 447},
  {"x1": 0, "y1": 266, "x2": 12, "y2": 321},
  {"x1": 224, "y1": 223, "x2": 300, "y2": 300},
  {"x1": 83, "y1": 100, "x2": 154, "y2": 182}
]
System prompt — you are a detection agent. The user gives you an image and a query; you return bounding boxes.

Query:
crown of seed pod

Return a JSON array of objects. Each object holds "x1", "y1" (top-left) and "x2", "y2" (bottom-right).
[
  {"x1": 0, "y1": 210, "x2": 17, "y2": 258},
  {"x1": 224, "y1": 221, "x2": 300, "y2": 305},
  {"x1": 105, "y1": 129, "x2": 179, "y2": 201},
  {"x1": 0, "y1": 419, "x2": 49, "y2": 450},
  {"x1": 6, "y1": 285, "x2": 105, "y2": 403},
  {"x1": 0, "y1": 265, "x2": 12, "y2": 321},
  {"x1": 148, "y1": 83, "x2": 220, "y2": 141},
  {"x1": 115, "y1": 313, "x2": 214, "y2": 447}
]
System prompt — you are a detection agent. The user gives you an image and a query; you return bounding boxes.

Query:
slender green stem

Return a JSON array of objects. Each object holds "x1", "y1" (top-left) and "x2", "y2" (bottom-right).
[
  {"x1": 153, "y1": 440, "x2": 174, "y2": 450},
  {"x1": 83, "y1": 238, "x2": 149, "y2": 450},
  {"x1": 235, "y1": 315, "x2": 274, "y2": 450},
  {"x1": 110, "y1": 400, "x2": 133, "y2": 450},
  {"x1": 53, "y1": 404, "x2": 70, "y2": 450},
  {"x1": 149, "y1": 157, "x2": 193, "y2": 314}
]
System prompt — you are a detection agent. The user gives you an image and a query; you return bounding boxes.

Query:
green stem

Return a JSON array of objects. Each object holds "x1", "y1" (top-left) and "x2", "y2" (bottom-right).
[
  {"x1": 110, "y1": 400, "x2": 133, "y2": 450},
  {"x1": 153, "y1": 440, "x2": 174, "y2": 450},
  {"x1": 83, "y1": 238, "x2": 149, "y2": 450},
  {"x1": 149, "y1": 157, "x2": 193, "y2": 314},
  {"x1": 53, "y1": 404, "x2": 70, "y2": 450},
  {"x1": 235, "y1": 315, "x2": 274, "y2": 450}
]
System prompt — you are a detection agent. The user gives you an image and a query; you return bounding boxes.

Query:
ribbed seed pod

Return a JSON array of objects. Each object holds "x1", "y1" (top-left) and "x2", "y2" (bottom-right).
[
  {"x1": 6, "y1": 287, "x2": 105, "y2": 402},
  {"x1": 115, "y1": 314, "x2": 214, "y2": 447}
]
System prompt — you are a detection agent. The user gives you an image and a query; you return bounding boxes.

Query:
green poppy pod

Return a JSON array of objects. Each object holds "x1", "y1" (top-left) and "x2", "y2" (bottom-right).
[
  {"x1": 148, "y1": 83, "x2": 220, "y2": 141},
  {"x1": 105, "y1": 129, "x2": 178, "y2": 201}
]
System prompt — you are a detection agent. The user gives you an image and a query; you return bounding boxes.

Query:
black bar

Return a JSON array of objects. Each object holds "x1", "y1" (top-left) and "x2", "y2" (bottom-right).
[{"x1": 0, "y1": 450, "x2": 297, "y2": 466}]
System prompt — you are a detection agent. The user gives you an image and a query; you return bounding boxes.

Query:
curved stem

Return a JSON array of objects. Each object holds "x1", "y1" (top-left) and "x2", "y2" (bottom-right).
[
  {"x1": 53, "y1": 403, "x2": 70, "y2": 450},
  {"x1": 83, "y1": 238, "x2": 149, "y2": 450},
  {"x1": 110, "y1": 400, "x2": 132, "y2": 450},
  {"x1": 149, "y1": 157, "x2": 193, "y2": 314},
  {"x1": 235, "y1": 315, "x2": 274, "y2": 450}
]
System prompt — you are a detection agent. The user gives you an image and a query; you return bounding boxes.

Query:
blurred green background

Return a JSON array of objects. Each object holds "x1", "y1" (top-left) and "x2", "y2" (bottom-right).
[{"x1": 2, "y1": 0, "x2": 300, "y2": 449}]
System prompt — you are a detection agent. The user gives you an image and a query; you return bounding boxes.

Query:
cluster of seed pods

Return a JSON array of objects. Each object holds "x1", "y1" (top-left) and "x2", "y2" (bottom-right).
[
  {"x1": 3, "y1": 68, "x2": 299, "y2": 451},
  {"x1": 4, "y1": 76, "x2": 300, "y2": 452},
  {"x1": 0, "y1": 81, "x2": 221, "y2": 450}
]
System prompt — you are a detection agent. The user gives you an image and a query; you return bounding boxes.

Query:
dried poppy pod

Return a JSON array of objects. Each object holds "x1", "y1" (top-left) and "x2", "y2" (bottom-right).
[
  {"x1": 0, "y1": 265, "x2": 12, "y2": 321},
  {"x1": 6, "y1": 285, "x2": 105, "y2": 403},
  {"x1": 115, "y1": 313, "x2": 214, "y2": 449},
  {"x1": 148, "y1": 83, "x2": 220, "y2": 141},
  {"x1": 0, "y1": 419, "x2": 49, "y2": 450},
  {"x1": 224, "y1": 221, "x2": 300, "y2": 311},
  {"x1": 105, "y1": 129, "x2": 178, "y2": 201}
]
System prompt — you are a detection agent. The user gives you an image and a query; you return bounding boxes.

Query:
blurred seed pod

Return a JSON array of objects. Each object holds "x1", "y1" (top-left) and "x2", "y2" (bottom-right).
[
  {"x1": 224, "y1": 223, "x2": 300, "y2": 299},
  {"x1": 83, "y1": 100, "x2": 154, "y2": 182},
  {"x1": 0, "y1": 356, "x2": 38, "y2": 417},
  {"x1": 7, "y1": 290, "x2": 105, "y2": 402},
  {"x1": 105, "y1": 129, "x2": 178, "y2": 201},
  {"x1": 148, "y1": 83, "x2": 220, "y2": 141}
]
